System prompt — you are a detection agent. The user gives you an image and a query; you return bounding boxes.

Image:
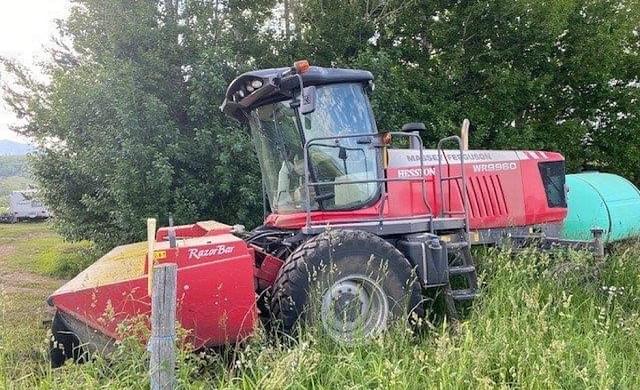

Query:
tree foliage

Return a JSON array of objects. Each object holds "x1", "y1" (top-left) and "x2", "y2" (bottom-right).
[
  {"x1": 2, "y1": 0, "x2": 266, "y2": 248},
  {"x1": 2, "y1": 0, "x2": 639, "y2": 248}
]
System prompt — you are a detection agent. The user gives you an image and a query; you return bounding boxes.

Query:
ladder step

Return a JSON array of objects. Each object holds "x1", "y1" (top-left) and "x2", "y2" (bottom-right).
[
  {"x1": 446, "y1": 241, "x2": 470, "y2": 249},
  {"x1": 450, "y1": 288, "x2": 479, "y2": 301},
  {"x1": 449, "y1": 265, "x2": 476, "y2": 275}
]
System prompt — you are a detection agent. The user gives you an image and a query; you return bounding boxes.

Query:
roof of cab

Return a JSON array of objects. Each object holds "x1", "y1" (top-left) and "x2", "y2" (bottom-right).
[{"x1": 221, "y1": 66, "x2": 373, "y2": 120}]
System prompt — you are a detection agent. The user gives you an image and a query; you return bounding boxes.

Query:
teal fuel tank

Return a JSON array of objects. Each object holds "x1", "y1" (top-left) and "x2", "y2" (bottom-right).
[{"x1": 561, "y1": 172, "x2": 640, "y2": 243}]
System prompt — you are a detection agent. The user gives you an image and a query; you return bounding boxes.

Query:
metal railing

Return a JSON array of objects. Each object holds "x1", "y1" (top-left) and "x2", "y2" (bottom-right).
[
  {"x1": 301, "y1": 131, "x2": 436, "y2": 231},
  {"x1": 437, "y1": 136, "x2": 471, "y2": 235}
]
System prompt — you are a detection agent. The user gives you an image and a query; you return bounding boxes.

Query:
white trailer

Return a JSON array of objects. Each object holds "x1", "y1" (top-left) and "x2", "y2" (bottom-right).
[{"x1": 5, "y1": 190, "x2": 50, "y2": 222}]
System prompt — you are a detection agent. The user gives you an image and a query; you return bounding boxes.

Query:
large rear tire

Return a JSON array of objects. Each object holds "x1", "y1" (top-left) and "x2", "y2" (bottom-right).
[{"x1": 270, "y1": 229, "x2": 423, "y2": 342}]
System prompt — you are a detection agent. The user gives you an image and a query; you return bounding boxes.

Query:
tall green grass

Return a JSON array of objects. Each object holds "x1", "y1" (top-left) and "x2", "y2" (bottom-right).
[{"x1": 4, "y1": 244, "x2": 639, "y2": 389}]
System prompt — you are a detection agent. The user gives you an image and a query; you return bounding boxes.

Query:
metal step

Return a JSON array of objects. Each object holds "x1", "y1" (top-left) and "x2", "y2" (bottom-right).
[
  {"x1": 449, "y1": 265, "x2": 476, "y2": 276},
  {"x1": 450, "y1": 288, "x2": 479, "y2": 301}
]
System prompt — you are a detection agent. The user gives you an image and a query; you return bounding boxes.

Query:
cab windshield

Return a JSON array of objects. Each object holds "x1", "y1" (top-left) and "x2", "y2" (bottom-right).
[{"x1": 249, "y1": 83, "x2": 380, "y2": 214}]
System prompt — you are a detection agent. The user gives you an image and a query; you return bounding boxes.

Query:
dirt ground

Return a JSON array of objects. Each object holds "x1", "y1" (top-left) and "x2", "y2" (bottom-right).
[
  {"x1": 0, "y1": 223, "x2": 70, "y2": 385},
  {"x1": 0, "y1": 242, "x2": 62, "y2": 295},
  {"x1": 0, "y1": 223, "x2": 67, "y2": 320}
]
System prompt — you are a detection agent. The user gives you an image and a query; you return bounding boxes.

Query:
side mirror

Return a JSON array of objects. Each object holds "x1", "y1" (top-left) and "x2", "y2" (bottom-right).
[
  {"x1": 300, "y1": 86, "x2": 316, "y2": 115},
  {"x1": 401, "y1": 122, "x2": 426, "y2": 132}
]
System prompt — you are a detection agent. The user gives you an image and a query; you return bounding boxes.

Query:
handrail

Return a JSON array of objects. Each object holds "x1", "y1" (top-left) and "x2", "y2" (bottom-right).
[
  {"x1": 302, "y1": 132, "x2": 434, "y2": 231},
  {"x1": 437, "y1": 136, "x2": 470, "y2": 236}
]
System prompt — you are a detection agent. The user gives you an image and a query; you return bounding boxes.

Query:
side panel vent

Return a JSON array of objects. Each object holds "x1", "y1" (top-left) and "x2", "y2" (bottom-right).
[{"x1": 465, "y1": 175, "x2": 508, "y2": 219}]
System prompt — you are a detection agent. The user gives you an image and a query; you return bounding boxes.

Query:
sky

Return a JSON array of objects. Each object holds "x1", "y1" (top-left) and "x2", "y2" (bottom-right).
[{"x1": 0, "y1": 0, "x2": 70, "y2": 143}]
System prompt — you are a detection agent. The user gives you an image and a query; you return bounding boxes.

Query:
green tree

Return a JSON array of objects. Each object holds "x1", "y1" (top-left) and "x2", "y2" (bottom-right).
[
  {"x1": 2, "y1": 0, "x2": 269, "y2": 249},
  {"x1": 2, "y1": 0, "x2": 639, "y2": 250},
  {"x1": 272, "y1": 0, "x2": 640, "y2": 178}
]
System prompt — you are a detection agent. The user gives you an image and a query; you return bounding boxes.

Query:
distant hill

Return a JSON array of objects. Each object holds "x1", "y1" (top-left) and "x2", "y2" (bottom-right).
[{"x1": 0, "y1": 140, "x2": 35, "y2": 156}]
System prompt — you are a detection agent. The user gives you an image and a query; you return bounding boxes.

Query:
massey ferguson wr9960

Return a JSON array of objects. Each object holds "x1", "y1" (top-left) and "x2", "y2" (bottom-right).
[{"x1": 47, "y1": 60, "x2": 606, "y2": 367}]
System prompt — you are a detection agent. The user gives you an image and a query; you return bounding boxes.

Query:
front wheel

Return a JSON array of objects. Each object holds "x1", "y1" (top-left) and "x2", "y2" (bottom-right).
[{"x1": 270, "y1": 229, "x2": 423, "y2": 342}]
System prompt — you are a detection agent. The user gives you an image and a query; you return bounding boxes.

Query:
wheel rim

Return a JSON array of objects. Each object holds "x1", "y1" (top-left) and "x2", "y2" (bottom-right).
[{"x1": 320, "y1": 275, "x2": 389, "y2": 342}]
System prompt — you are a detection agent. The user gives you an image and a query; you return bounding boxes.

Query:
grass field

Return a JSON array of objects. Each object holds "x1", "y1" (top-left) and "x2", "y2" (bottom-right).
[{"x1": 1, "y1": 222, "x2": 639, "y2": 389}]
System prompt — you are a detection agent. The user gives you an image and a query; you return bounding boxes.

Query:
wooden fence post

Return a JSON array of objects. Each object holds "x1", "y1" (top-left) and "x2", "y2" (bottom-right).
[
  {"x1": 147, "y1": 218, "x2": 157, "y2": 295},
  {"x1": 148, "y1": 263, "x2": 177, "y2": 390}
]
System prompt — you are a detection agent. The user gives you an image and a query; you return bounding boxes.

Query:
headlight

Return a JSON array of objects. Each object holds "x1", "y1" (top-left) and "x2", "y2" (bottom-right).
[
  {"x1": 251, "y1": 79, "x2": 263, "y2": 89},
  {"x1": 246, "y1": 85, "x2": 254, "y2": 92}
]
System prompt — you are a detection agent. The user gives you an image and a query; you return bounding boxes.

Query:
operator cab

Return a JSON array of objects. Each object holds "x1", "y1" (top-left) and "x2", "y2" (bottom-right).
[{"x1": 221, "y1": 62, "x2": 382, "y2": 214}]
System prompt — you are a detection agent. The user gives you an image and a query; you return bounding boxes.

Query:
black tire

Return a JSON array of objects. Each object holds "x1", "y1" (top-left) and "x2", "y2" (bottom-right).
[
  {"x1": 49, "y1": 311, "x2": 82, "y2": 368},
  {"x1": 270, "y1": 229, "x2": 423, "y2": 341}
]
